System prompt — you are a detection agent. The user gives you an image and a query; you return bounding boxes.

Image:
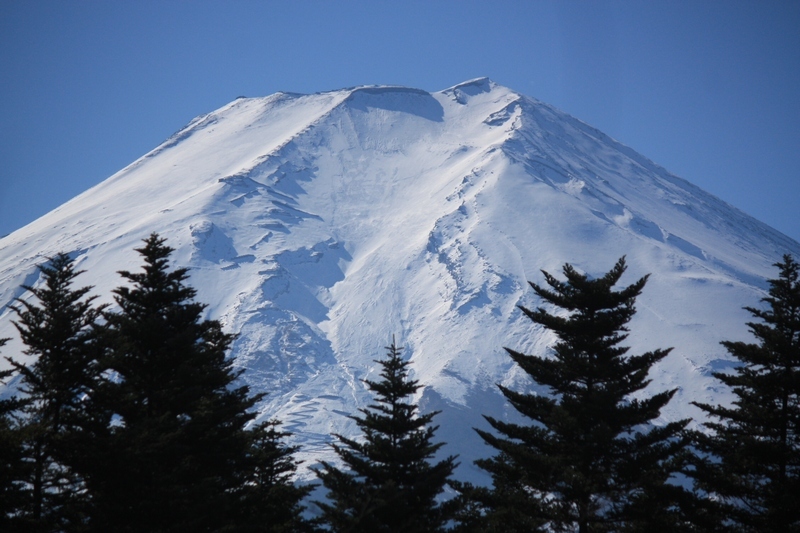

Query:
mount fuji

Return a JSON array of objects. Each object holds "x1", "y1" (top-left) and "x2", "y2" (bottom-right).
[{"x1": 1, "y1": 78, "x2": 798, "y2": 482}]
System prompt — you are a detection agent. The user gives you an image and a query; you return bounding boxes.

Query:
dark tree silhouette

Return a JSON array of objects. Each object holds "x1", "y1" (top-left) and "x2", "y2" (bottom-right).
[
  {"x1": 232, "y1": 419, "x2": 314, "y2": 533},
  {"x1": 0, "y1": 337, "x2": 29, "y2": 532},
  {"x1": 475, "y1": 258, "x2": 691, "y2": 532},
  {"x1": 692, "y1": 254, "x2": 800, "y2": 532},
  {"x1": 6, "y1": 254, "x2": 103, "y2": 531},
  {"x1": 314, "y1": 337, "x2": 457, "y2": 532},
  {"x1": 86, "y1": 234, "x2": 307, "y2": 532}
]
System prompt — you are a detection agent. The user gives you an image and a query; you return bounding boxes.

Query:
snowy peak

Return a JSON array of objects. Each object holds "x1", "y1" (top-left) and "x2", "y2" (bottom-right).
[
  {"x1": 443, "y1": 76, "x2": 495, "y2": 102},
  {"x1": 1, "y1": 79, "x2": 798, "y2": 481}
]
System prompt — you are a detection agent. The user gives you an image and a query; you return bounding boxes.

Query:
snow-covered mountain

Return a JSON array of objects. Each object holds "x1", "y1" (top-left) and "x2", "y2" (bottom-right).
[{"x1": 1, "y1": 78, "x2": 798, "y2": 482}]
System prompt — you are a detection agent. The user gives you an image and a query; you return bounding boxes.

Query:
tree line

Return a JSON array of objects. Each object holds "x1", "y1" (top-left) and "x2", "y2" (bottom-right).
[{"x1": 0, "y1": 233, "x2": 797, "y2": 532}]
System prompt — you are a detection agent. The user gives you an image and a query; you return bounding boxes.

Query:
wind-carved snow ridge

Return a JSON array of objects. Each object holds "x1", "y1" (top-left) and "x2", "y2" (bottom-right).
[
  {"x1": 426, "y1": 202, "x2": 520, "y2": 317},
  {"x1": 345, "y1": 87, "x2": 444, "y2": 122},
  {"x1": 1, "y1": 78, "x2": 799, "y2": 483},
  {"x1": 191, "y1": 221, "x2": 238, "y2": 264},
  {"x1": 444, "y1": 77, "x2": 494, "y2": 105}
]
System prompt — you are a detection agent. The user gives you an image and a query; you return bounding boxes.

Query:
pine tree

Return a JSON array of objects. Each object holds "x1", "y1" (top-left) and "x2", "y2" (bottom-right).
[
  {"x1": 314, "y1": 337, "x2": 457, "y2": 532},
  {"x1": 475, "y1": 257, "x2": 691, "y2": 532},
  {"x1": 692, "y1": 254, "x2": 800, "y2": 532},
  {"x1": 87, "y1": 234, "x2": 307, "y2": 532},
  {"x1": 5, "y1": 253, "x2": 103, "y2": 531}
]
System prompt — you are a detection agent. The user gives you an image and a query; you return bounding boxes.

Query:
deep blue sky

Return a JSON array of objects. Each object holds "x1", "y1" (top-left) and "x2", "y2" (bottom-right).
[{"x1": 1, "y1": 1, "x2": 798, "y2": 243}]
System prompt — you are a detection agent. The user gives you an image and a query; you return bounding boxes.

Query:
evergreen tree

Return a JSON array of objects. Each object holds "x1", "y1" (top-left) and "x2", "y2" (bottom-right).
[
  {"x1": 87, "y1": 234, "x2": 307, "y2": 532},
  {"x1": 314, "y1": 337, "x2": 457, "y2": 532},
  {"x1": 692, "y1": 254, "x2": 800, "y2": 532},
  {"x1": 5, "y1": 253, "x2": 103, "y2": 531},
  {"x1": 232, "y1": 419, "x2": 314, "y2": 533},
  {"x1": 0, "y1": 337, "x2": 29, "y2": 532},
  {"x1": 475, "y1": 257, "x2": 691, "y2": 532}
]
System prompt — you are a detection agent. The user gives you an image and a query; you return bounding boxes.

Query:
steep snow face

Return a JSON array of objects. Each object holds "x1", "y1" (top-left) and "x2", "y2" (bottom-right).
[{"x1": 1, "y1": 78, "x2": 798, "y2": 481}]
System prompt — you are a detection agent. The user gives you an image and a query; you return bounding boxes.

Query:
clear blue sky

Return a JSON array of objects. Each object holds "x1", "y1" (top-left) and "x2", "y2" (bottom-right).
[{"x1": 1, "y1": 1, "x2": 798, "y2": 243}]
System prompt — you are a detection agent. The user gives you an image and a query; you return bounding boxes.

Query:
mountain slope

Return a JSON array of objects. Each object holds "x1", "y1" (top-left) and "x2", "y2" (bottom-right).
[{"x1": 1, "y1": 78, "x2": 797, "y2": 481}]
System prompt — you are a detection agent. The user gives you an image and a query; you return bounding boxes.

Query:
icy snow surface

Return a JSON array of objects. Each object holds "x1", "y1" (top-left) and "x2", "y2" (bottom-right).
[{"x1": 1, "y1": 78, "x2": 798, "y2": 483}]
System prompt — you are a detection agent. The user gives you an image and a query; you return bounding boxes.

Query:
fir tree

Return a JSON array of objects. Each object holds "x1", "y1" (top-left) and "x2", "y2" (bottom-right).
[
  {"x1": 314, "y1": 337, "x2": 457, "y2": 532},
  {"x1": 0, "y1": 337, "x2": 29, "y2": 532},
  {"x1": 5, "y1": 253, "x2": 103, "y2": 531},
  {"x1": 475, "y1": 257, "x2": 691, "y2": 532},
  {"x1": 232, "y1": 419, "x2": 314, "y2": 533},
  {"x1": 87, "y1": 234, "x2": 307, "y2": 532},
  {"x1": 692, "y1": 254, "x2": 800, "y2": 532}
]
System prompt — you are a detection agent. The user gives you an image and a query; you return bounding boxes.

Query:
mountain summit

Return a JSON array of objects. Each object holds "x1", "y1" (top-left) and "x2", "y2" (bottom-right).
[{"x1": 1, "y1": 79, "x2": 797, "y2": 480}]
